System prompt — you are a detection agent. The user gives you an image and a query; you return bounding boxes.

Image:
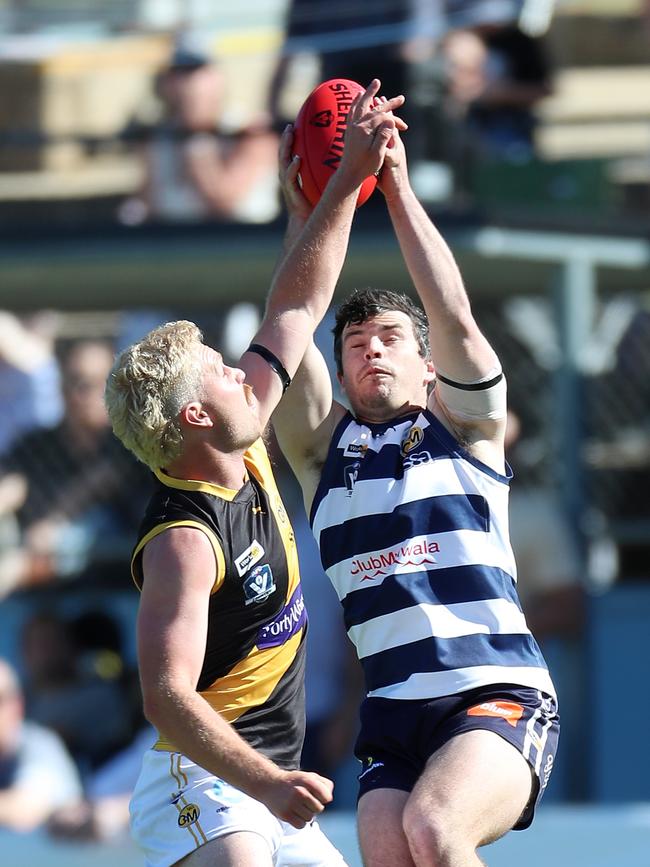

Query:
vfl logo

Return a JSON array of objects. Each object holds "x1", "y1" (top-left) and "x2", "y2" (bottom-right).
[
  {"x1": 310, "y1": 109, "x2": 334, "y2": 127},
  {"x1": 234, "y1": 540, "x2": 264, "y2": 577},
  {"x1": 401, "y1": 426, "x2": 424, "y2": 456},
  {"x1": 178, "y1": 803, "x2": 200, "y2": 827},
  {"x1": 344, "y1": 461, "x2": 360, "y2": 496},
  {"x1": 243, "y1": 564, "x2": 276, "y2": 605}
]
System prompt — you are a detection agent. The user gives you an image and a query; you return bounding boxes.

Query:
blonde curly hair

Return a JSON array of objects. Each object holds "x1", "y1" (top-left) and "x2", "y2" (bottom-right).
[{"x1": 105, "y1": 320, "x2": 205, "y2": 471}]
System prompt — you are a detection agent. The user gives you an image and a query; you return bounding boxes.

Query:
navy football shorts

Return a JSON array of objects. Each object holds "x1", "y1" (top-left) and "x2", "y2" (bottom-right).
[{"x1": 354, "y1": 683, "x2": 559, "y2": 830}]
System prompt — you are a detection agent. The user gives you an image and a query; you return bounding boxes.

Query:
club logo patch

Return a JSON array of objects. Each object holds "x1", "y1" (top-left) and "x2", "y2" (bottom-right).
[
  {"x1": 401, "y1": 425, "x2": 424, "y2": 456},
  {"x1": 243, "y1": 564, "x2": 276, "y2": 605},
  {"x1": 234, "y1": 540, "x2": 264, "y2": 577}
]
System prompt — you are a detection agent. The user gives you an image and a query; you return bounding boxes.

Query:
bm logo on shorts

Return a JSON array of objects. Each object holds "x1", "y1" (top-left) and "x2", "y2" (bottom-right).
[{"x1": 178, "y1": 803, "x2": 201, "y2": 827}]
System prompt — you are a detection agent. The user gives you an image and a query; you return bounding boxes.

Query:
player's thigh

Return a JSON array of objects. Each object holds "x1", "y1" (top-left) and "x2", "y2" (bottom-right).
[
  {"x1": 406, "y1": 729, "x2": 533, "y2": 847},
  {"x1": 175, "y1": 830, "x2": 274, "y2": 866},
  {"x1": 357, "y1": 788, "x2": 414, "y2": 867}
]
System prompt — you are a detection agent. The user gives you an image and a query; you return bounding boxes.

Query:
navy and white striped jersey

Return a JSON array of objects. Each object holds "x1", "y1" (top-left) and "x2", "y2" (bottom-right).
[{"x1": 310, "y1": 408, "x2": 556, "y2": 701}]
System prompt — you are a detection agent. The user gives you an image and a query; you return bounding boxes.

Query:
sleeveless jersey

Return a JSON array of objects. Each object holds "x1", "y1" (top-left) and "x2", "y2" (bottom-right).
[
  {"x1": 131, "y1": 438, "x2": 307, "y2": 769},
  {"x1": 310, "y1": 409, "x2": 555, "y2": 702}
]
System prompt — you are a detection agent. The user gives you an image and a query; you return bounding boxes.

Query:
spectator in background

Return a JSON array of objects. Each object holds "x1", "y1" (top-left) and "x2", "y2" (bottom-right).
[
  {"x1": 0, "y1": 339, "x2": 151, "y2": 594},
  {"x1": 0, "y1": 310, "x2": 63, "y2": 456},
  {"x1": 0, "y1": 657, "x2": 82, "y2": 832},
  {"x1": 48, "y1": 724, "x2": 155, "y2": 842},
  {"x1": 119, "y1": 33, "x2": 280, "y2": 226},
  {"x1": 269, "y1": 0, "x2": 414, "y2": 129},
  {"x1": 20, "y1": 610, "x2": 134, "y2": 779},
  {"x1": 439, "y1": 15, "x2": 552, "y2": 163}
]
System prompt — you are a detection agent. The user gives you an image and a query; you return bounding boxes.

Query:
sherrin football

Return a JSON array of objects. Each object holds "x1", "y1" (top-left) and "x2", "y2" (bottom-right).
[{"x1": 293, "y1": 78, "x2": 378, "y2": 208}]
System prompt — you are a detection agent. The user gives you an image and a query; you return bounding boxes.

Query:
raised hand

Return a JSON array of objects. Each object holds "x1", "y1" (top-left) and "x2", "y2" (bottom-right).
[
  {"x1": 338, "y1": 78, "x2": 407, "y2": 187},
  {"x1": 278, "y1": 122, "x2": 313, "y2": 223},
  {"x1": 372, "y1": 96, "x2": 409, "y2": 201}
]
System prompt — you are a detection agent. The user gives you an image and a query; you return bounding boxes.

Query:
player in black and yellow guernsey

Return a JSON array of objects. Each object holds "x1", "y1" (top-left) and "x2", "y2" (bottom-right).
[{"x1": 104, "y1": 80, "x2": 407, "y2": 867}]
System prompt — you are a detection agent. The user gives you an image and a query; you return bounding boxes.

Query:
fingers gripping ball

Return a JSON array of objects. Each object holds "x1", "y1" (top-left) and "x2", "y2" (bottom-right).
[{"x1": 293, "y1": 79, "x2": 378, "y2": 208}]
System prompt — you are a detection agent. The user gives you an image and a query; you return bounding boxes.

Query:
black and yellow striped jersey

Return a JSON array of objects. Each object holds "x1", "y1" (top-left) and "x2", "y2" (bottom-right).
[{"x1": 131, "y1": 438, "x2": 307, "y2": 769}]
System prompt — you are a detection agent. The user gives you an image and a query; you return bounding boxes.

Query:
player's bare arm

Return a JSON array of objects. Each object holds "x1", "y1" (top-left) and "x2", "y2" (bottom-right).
[
  {"x1": 270, "y1": 82, "x2": 407, "y2": 500},
  {"x1": 379, "y1": 127, "x2": 507, "y2": 458},
  {"x1": 137, "y1": 527, "x2": 333, "y2": 828},
  {"x1": 241, "y1": 80, "x2": 406, "y2": 434}
]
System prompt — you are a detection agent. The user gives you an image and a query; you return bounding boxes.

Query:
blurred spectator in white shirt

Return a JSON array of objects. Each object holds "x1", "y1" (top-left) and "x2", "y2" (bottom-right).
[
  {"x1": 0, "y1": 311, "x2": 63, "y2": 456},
  {"x1": 0, "y1": 657, "x2": 82, "y2": 832},
  {"x1": 119, "y1": 33, "x2": 280, "y2": 226}
]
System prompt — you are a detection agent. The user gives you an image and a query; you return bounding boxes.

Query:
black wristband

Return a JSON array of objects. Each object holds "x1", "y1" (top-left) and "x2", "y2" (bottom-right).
[
  {"x1": 247, "y1": 344, "x2": 292, "y2": 393},
  {"x1": 436, "y1": 371, "x2": 503, "y2": 391}
]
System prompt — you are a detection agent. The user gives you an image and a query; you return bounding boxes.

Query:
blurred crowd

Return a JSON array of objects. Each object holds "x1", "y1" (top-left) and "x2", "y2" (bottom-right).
[
  {"x1": 0, "y1": 0, "x2": 571, "y2": 228},
  {"x1": 118, "y1": 0, "x2": 555, "y2": 225},
  {"x1": 1, "y1": 0, "x2": 648, "y2": 229}
]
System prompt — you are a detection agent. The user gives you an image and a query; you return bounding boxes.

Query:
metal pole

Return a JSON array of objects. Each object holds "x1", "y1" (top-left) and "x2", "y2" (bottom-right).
[{"x1": 553, "y1": 254, "x2": 596, "y2": 555}]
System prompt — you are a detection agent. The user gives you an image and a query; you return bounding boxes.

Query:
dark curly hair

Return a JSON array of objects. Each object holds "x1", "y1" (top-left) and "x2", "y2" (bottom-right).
[{"x1": 333, "y1": 287, "x2": 430, "y2": 375}]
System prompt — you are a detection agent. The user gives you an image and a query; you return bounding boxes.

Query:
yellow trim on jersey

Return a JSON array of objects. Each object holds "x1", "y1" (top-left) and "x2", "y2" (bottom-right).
[
  {"x1": 154, "y1": 467, "x2": 240, "y2": 501},
  {"x1": 245, "y1": 439, "x2": 301, "y2": 598},
  {"x1": 153, "y1": 629, "x2": 304, "y2": 750},
  {"x1": 148, "y1": 438, "x2": 303, "y2": 753},
  {"x1": 130, "y1": 520, "x2": 226, "y2": 595}
]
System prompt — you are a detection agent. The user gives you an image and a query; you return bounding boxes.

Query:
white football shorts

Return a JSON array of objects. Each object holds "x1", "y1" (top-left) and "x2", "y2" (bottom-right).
[{"x1": 129, "y1": 749, "x2": 348, "y2": 867}]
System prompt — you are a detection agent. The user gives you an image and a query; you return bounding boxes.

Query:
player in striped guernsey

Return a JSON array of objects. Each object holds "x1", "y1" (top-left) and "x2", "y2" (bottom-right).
[
  {"x1": 104, "y1": 81, "x2": 407, "y2": 867},
  {"x1": 273, "y1": 103, "x2": 560, "y2": 865}
]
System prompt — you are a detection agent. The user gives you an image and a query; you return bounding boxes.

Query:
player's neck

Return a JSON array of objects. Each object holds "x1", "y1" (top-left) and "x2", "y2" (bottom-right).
[
  {"x1": 354, "y1": 399, "x2": 426, "y2": 426},
  {"x1": 165, "y1": 447, "x2": 248, "y2": 491}
]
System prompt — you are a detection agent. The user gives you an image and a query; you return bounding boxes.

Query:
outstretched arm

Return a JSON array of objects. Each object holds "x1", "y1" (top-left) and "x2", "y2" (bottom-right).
[
  {"x1": 241, "y1": 80, "x2": 406, "y2": 432},
  {"x1": 378, "y1": 125, "x2": 506, "y2": 453},
  {"x1": 137, "y1": 527, "x2": 333, "y2": 829}
]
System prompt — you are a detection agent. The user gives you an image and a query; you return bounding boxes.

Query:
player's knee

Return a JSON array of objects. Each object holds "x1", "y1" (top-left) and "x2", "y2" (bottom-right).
[
  {"x1": 402, "y1": 802, "x2": 470, "y2": 867},
  {"x1": 402, "y1": 804, "x2": 446, "y2": 865}
]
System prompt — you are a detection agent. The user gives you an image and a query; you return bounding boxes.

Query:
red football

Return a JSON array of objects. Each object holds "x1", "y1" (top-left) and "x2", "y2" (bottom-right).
[{"x1": 293, "y1": 78, "x2": 377, "y2": 208}]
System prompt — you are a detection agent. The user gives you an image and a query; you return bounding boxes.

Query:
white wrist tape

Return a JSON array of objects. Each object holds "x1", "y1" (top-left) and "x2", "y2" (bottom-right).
[{"x1": 435, "y1": 366, "x2": 507, "y2": 420}]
